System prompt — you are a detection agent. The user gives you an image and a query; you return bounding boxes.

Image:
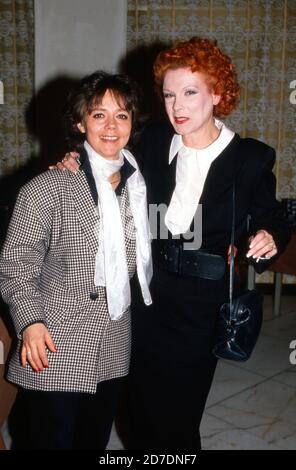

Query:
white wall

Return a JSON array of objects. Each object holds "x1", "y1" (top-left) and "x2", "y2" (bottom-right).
[{"x1": 35, "y1": 0, "x2": 127, "y2": 90}]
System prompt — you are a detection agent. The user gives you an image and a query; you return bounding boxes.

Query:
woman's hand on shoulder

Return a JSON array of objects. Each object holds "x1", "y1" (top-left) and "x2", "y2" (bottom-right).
[
  {"x1": 48, "y1": 152, "x2": 80, "y2": 173},
  {"x1": 21, "y1": 323, "x2": 57, "y2": 372},
  {"x1": 247, "y1": 229, "x2": 278, "y2": 261}
]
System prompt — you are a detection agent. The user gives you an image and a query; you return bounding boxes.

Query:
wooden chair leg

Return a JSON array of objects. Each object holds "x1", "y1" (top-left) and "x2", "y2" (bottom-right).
[{"x1": 248, "y1": 265, "x2": 256, "y2": 290}]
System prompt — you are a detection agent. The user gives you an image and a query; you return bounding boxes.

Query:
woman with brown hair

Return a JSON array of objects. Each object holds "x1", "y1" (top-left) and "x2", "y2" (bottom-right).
[{"x1": 0, "y1": 71, "x2": 152, "y2": 449}]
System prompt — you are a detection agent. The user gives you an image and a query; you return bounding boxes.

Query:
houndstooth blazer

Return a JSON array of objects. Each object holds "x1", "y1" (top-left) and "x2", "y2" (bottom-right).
[{"x1": 0, "y1": 164, "x2": 137, "y2": 394}]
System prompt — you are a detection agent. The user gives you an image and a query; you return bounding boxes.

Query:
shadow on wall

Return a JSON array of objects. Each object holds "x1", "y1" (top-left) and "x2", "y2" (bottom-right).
[
  {"x1": 119, "y1": 41, "x2": 169, "y2": 125},
  {"x1": 0, "y1": 75, "x2": 81, "y2": 216},
  {"x1": 26, "y1": 75, "x2": 82, "y2": 167}
]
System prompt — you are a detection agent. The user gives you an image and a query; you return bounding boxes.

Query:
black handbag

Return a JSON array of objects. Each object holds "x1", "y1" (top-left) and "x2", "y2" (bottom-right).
[{"x1": 212, "y1": 183, "x2": 263, "y2": 362}]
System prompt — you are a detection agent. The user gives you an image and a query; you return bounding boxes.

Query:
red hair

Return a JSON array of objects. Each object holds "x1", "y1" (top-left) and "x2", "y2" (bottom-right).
[{"x1": 153, "y1": 37, "x2": 240, "y2": 118}]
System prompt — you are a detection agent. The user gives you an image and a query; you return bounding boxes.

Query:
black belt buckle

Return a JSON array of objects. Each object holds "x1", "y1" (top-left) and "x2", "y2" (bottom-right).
[
  {"x1": 180, "y1": 249, "x2": 226, "y2": 280},
  {"x1": 155, "y1": 245, "x2": 226, "y2": 280},
  {"x1": 157, "y1": 245, "x2": 179, "y2": 273}
]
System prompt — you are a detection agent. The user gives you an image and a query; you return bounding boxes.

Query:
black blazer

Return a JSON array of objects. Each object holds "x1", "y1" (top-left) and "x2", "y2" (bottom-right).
[{"x1": 133, "y1": 122, "x2": 291, "y2": 274}]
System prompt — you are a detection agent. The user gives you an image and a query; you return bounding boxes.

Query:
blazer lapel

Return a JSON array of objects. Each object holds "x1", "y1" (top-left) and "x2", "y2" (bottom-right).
[
  {"x1": 163, "y1": 155, "x2": 177, "y2": 206},
  {"x1": 162, "y1": 133, "x2": 241, "y2": 207},
  {"x1": 69, "y1": 170, "x2": 99, "y2": 257},
  {"x1": 199, "y1": 134, "x2": 241, "y2": 205}
]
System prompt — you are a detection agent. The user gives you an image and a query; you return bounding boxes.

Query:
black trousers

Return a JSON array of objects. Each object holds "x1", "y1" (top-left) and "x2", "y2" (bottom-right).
[
  {"x1": 16, "y1": 377, "x2": 124, "y2": 450},
  {"x1": 126, "y1": 269, "x2": 224, "y2": 450}
]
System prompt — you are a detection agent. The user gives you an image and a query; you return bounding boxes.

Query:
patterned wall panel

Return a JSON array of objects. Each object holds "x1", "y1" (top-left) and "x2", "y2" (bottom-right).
[{"x1": 0, "y1": 0, "x2": 34, "y2": 176}]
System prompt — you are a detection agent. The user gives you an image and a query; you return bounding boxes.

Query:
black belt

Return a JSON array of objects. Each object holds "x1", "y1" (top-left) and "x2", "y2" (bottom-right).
[{"x1": 154, "y1": 244, "x2": 226, "y2": 280}]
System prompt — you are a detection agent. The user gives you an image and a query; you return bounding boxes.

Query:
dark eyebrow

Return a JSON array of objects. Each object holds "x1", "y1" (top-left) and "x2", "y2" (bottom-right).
[{"x1": 91, "y1": 107, "x2": 128, "y2": 113}]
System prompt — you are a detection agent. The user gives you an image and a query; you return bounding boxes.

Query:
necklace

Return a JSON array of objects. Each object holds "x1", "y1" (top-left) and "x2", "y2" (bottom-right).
[
  {"x1": 194, "y1": 127, "x2": 222, "y2": 150},
  {"x1": 183, "y1": 125, "x2": 223, "y2": 151}
]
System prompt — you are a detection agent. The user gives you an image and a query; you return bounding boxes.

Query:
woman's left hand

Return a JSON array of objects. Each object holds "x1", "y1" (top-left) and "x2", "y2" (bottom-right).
[
  {"x1": 247, "y1": 229, "x2": 278, "y2": 260},
  {"x1": 48, "y1": 152, "x2": 80, "y2": 173}
]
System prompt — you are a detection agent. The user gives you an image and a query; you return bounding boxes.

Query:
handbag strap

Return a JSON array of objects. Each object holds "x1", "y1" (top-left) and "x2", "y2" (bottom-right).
[{"x1": 229, "y1": 182, "x2": 236, "y2": 317}]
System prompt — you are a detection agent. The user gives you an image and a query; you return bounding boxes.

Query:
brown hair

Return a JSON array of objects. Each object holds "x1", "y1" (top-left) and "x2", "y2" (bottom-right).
[{"x1": 64, "y1": 71, "x2": 142, "y2": 151}]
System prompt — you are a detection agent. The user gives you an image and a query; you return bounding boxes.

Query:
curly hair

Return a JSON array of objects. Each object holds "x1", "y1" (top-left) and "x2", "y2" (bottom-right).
[
  {"x1": 63, "y1": 71, "x2": 142, "y2": 151},
  {"x1": 153, "y1": 37, "x2": 240, "y2": 118}
]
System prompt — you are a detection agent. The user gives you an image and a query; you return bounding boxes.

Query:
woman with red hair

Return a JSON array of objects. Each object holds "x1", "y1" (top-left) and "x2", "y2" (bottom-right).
[
  {"x1": 55, "y1": 38, "x2": 290, "y2": 449},
  {"x1": 125, "y1": 37, "x2": 290, "y2": 449}
]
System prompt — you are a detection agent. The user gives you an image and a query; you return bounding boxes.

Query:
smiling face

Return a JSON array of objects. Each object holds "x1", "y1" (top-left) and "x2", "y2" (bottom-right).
[
  {"x1": 77, "y1": 89, "x2": 132, "y2": 160},
  {"x1": 163, "y1": 67, "x2": 221, "y2": 145}
]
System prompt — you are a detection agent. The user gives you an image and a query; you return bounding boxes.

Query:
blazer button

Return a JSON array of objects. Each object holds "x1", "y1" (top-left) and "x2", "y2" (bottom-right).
[{"x1": 90, "y1": 292, "x2": 99, "y2": 300}]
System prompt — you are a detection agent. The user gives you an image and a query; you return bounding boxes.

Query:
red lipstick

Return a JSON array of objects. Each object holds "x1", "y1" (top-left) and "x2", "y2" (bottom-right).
[{"x1": 174, "y1": 117, "x2": 189, "y2": 125}]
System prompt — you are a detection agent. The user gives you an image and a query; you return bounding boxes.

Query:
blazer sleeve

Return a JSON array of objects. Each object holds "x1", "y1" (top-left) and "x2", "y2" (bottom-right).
[
  {"x1": 248, "y1": 146, "x2": 292, "y2": 274},
  {"x1": 0, "y1": 181, "x2": 52, "y2": 338}
]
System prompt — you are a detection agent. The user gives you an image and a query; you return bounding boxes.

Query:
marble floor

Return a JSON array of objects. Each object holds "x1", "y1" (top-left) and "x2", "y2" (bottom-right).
[
  {"x1": 107, "y1": 294, "x2": 296, "y2": 450},
  {"x1": 2, "y1": 295, "x2": 296, "y2": 450}
]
